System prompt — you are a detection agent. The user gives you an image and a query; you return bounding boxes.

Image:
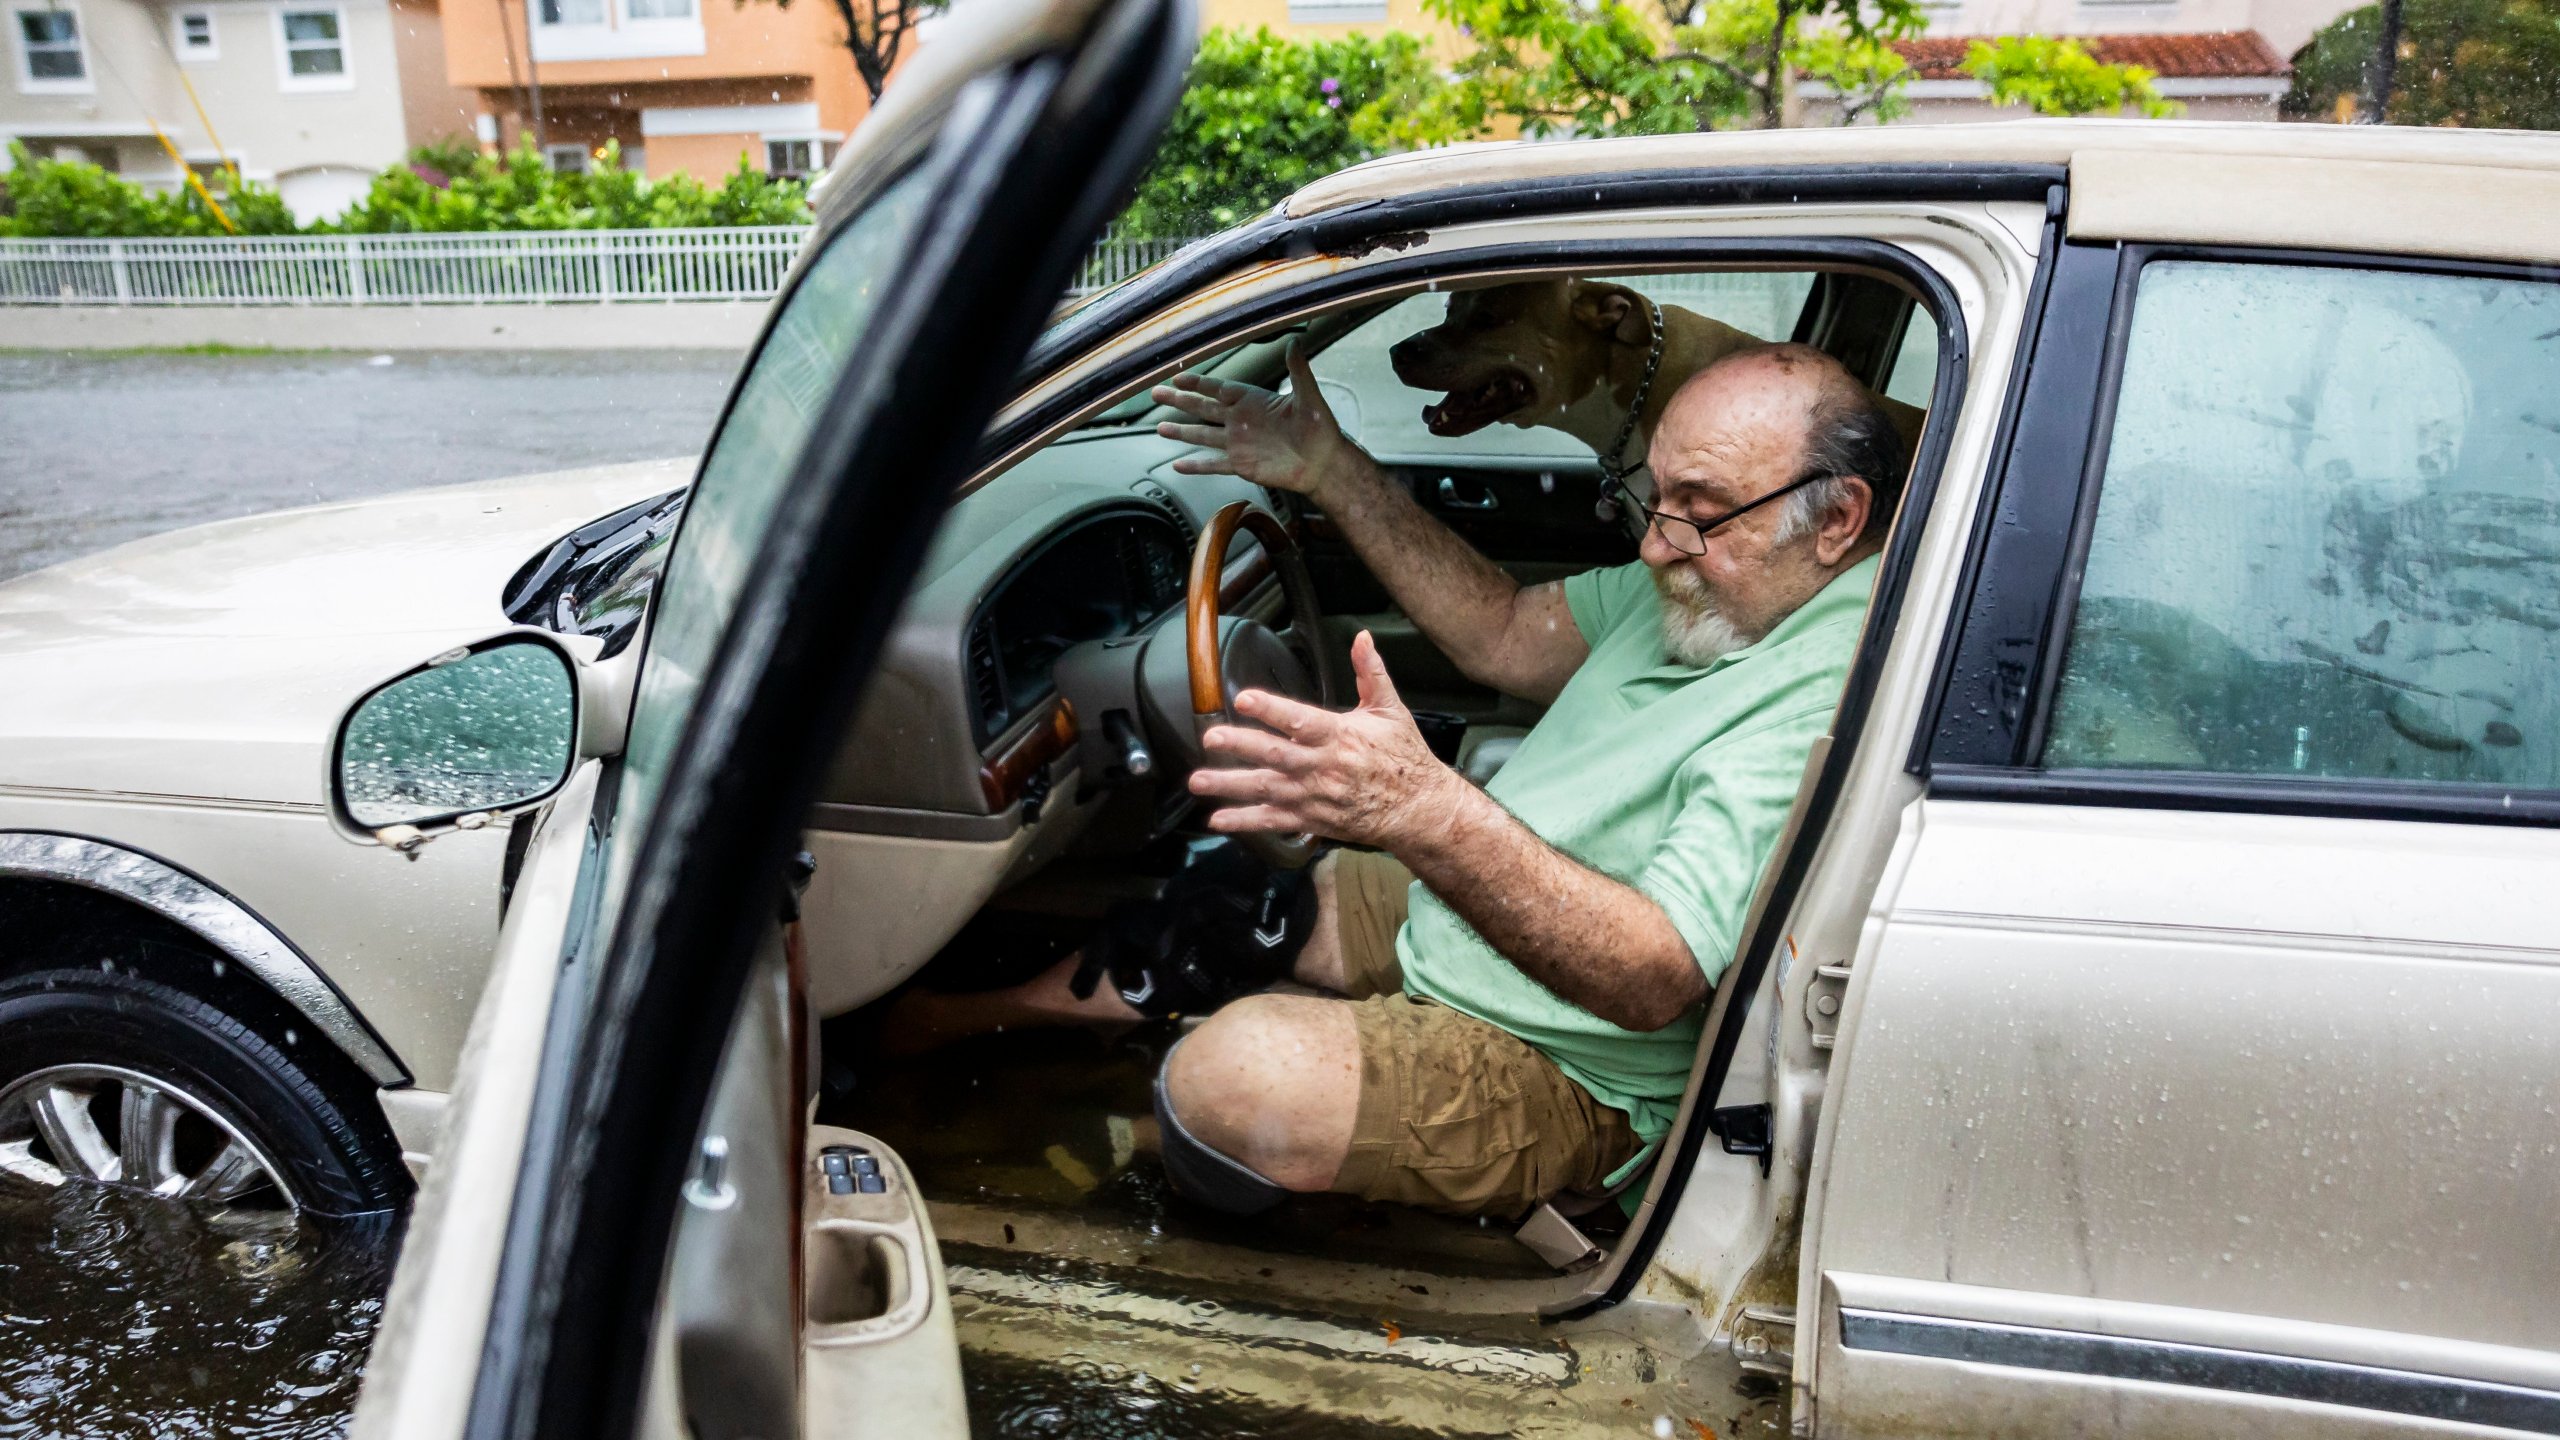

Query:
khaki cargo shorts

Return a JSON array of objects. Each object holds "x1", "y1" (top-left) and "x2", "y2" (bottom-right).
[{"x1": 1321, "y1": 848, "x2": 1643, "y2": 1219}]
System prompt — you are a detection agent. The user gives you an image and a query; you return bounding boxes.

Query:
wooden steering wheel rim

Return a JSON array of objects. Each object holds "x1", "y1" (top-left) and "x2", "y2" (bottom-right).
[{"x1": 1185, "y1": 500, "x2": 1333, "y2": 715}]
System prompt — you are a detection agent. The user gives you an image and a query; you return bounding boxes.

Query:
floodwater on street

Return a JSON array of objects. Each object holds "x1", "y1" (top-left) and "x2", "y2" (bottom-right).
[
  {"x1": 0, "y1": 1179, "x2": 398, "y2": 1440},
  {"x1": 0, "y1": 347, "x2": 741, "y2": 581}
]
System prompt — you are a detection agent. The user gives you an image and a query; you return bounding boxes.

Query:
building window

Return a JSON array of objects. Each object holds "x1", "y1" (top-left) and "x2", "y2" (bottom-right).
[
  {"x1": 1284, "y1": 0, "x2": 1388, "y2": 20},
  {"x1": 532, "y1": 0, "x2": 701, "y2": 59},
  {"x1": 275, "y1": 5, "x2": 349, "y2": 87},
  {"x1": 13, "y1": 5, "x2": 89, "y2": 89},
  {"x1": 545, "y1": 143, "x2": 590, "y2": 173},
  {"x1": 188, "y1": 156, "x2": 242, "y2": 192},
  {"x1": 42, "y1": 139, "x2": 115, "y2": 169},
  {"x1": 174, "y1": 7, "x2": 215, "y2": 56},
  {"x1": 540, "y1": 0, "x2": 689, "y2": 24},
  {"x1": 764, "y1": 137, "x2": 827, "y2": 179}
]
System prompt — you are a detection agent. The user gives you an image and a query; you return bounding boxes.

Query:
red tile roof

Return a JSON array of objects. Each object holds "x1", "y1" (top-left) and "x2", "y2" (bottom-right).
[{"x1": 1892, "y1": 30, "x2": 2291, "y2": 81}]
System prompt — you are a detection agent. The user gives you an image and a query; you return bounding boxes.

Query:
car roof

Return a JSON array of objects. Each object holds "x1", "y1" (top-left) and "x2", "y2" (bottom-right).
[{"x1": 1287, "y1": 121, "x2": 2560, "y2": 265}]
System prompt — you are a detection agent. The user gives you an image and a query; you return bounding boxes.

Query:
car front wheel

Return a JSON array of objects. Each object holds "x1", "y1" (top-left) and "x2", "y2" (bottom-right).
[{"x1": 0, "y1": 968, "x2": 410, "y2": 1217}]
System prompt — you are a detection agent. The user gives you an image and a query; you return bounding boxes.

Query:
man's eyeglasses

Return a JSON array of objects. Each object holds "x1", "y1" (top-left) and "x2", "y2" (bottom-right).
[{"x1": 1615, "y1": 470, "x2": 1835, "y2": 557}]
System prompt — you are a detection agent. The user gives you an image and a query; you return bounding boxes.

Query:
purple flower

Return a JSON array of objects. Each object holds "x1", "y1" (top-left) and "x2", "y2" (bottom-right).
[
  {"x1": 1321, "y1": 76, "x2": 1340, "y2": 93},
  {"x1": 1327, "y1": 95, "x2": 1342, "y2": 108}
]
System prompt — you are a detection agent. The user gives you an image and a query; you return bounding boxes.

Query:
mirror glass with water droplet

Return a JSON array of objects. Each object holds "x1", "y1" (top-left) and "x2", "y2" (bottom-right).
[{"x1": 338, "y1": 640, "x2": 576, "y2": 830}]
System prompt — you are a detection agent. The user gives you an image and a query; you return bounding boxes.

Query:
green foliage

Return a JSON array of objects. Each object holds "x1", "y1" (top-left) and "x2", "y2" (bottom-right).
[
  {"x1": 0, "y1": 137, "x2": 809, "y2": 237},
  {"x1": 1417, "y1": 0, "x2": 1926, "y2": 137},
  {"x1": 1117, "y1": 27, "x2": 1461, "y2": 238},
  {"x1": 1, "y1": 142, "x2": 297, "y2": 237},
  {"x1": 1962, "y1": 35, "x2": 2181, "y2": 116},
  {"x1": 403, "y1": 135, "x2": 485, "y2": 182},
  {"x1": 2285, "y1": 0, "x2": 2560, "y2": 127},
  {"x1": 331, "y1": 140, "x2": 811, "y2": 232}
]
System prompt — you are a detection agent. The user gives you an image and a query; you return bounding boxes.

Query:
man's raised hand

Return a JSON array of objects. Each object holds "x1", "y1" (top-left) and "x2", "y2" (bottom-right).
[
  {"x1": 1153, "y1": 341, "x2": 1363, "y2": 503},
  {"x1": 1188, "y1": 631, "x2": 1461, "y2": 850}
]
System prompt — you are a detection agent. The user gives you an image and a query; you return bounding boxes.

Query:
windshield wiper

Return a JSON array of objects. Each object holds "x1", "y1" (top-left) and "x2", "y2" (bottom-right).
[{"x1": 502, "y1": 488, "x2": 686, "y2": 631}]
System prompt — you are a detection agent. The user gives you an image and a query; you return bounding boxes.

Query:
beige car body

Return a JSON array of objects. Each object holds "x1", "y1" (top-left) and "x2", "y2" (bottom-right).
[{"x1": 3, "y1": 7, "x2": 2552, "y2": 1429}]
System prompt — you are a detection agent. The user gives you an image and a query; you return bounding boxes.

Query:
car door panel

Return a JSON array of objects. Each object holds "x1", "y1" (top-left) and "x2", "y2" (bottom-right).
[
  {"x1": 802, "y1": 1126, "x2": 970, "y2": 1438},
  {"x1": 1300, "y1": 458, "x2": 1621, "y2": 613},
  {"x1": 1302, "y1": 456, "x2": 1627, "y2": 719},
  {"x1": 1385, "y1": 456, "x2": 1626, "y2": 566},
  {"x1": 1811, "y1": 799, "x2": 2560, "y2": 1437},
  {"x1": 649, "y1": 934, "x2": 803, "y2": 1440}
]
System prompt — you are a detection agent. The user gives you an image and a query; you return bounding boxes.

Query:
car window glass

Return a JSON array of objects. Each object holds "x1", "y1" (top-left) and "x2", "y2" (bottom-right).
[
  {"x1": 612, "y1": 164, "x2": 934, "y2": 856},
  {"x1": 1303, "y1": 272, "x2": 1816, "y2": 460},
  {"x1": 1882, "y1": 314, "x2": 1937, "y2": 408},
  {"x1": 2043, "y1": 259, "x2": 2560, "y2": 788}
]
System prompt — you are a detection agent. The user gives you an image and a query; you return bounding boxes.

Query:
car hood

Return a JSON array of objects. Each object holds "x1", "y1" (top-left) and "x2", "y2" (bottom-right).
[{"x1": 0, "y1": 459, "x2": 691, "y2": 808}]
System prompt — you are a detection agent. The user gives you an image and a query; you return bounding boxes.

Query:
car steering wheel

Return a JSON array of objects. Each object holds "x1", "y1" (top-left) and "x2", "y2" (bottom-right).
[{"x1": 1179, "y1": 501, "x2": 1342, "y2": 869}]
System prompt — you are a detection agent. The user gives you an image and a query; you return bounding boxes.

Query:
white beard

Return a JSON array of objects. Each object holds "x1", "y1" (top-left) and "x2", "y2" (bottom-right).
[{"x1": 1654, "y1": 564, "x2": 1757, "y2": 667}]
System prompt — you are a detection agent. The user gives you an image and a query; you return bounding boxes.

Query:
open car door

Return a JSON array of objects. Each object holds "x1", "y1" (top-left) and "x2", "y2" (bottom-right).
[{"x1": 345, "y1": 0, "x2": 1192, "y2": 1435}]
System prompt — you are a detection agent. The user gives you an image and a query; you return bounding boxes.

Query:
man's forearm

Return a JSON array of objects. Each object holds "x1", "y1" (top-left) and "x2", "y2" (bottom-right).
[
  {"x1": 1390, "y1": 776, "x2": 1708, "y2": 1033},
  {"x1": 1313, "y1": 456, "x2": 1530, "y2": 692}
]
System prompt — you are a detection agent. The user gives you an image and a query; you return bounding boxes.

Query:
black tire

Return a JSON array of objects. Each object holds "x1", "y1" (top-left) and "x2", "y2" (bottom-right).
[{"x1": 0, "y1": 967, "x2": 411, "y2": 1217}]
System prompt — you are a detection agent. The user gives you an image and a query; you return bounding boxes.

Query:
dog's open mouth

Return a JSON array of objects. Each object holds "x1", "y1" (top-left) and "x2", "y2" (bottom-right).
[{"x1": 1420, "y1": 369, "x2": 1536, "y2": 437}]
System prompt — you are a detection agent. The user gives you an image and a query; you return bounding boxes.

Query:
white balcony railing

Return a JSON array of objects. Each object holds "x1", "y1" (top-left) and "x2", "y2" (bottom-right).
[{"x1": 0, "y1": 227, "x2": 1196, "y2": 307}]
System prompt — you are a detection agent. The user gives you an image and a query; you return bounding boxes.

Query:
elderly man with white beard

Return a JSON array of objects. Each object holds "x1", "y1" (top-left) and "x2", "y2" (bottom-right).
[{"x1": 890, "y1": 338, "x2": 1903, "y2": 1221}]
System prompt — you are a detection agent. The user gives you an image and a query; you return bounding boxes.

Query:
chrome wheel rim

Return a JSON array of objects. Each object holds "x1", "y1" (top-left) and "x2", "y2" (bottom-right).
[{"x1": 0, "y1": 1063, "x2": 297, "y2": 1211}]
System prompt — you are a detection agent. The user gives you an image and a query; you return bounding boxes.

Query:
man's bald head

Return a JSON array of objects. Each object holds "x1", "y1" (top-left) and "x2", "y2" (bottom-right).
[{"x1": 1651, "y1": 343, "x2": 1905, "y2": 548}]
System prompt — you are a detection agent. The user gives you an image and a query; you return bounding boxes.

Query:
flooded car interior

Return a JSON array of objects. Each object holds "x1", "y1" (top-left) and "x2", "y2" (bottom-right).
[{"x1": 782, "y1": 261, "x2": 1943, "y2": 1376}]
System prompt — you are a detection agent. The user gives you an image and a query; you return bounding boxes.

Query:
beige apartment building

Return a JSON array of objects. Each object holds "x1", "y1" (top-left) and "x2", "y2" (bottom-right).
[{"x1": 3, "y1": 0, "x2": 471, "y2": 218}]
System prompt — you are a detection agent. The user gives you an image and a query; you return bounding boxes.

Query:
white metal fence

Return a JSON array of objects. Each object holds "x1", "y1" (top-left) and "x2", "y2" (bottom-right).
[{"x1": 0, "y1": 228, "x2": 1197, "y2": 307}]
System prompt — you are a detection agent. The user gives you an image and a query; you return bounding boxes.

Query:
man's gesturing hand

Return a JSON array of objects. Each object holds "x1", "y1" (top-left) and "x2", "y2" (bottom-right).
[
  {"x1": 1154, "y1": 341, "x2": 1365, "y2": 503},
  {"x1": 1189, "y1": 631, "x2": 1460, "y2": 850}
]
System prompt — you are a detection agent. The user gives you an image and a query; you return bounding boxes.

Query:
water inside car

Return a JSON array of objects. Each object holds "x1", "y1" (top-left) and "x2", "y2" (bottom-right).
[{"x1": 775, "y1": 263, "x2": 1942, "y2": 1423}]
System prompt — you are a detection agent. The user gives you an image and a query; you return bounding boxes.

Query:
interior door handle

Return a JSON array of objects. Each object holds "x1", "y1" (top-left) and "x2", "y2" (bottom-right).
[{"x1": 1437, "y1": 478, "x2": 1498, "y2": 511}]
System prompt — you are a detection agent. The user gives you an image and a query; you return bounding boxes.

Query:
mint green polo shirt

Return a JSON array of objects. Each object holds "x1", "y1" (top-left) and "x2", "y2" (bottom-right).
[{"x1": 1394, "y1": 554, "x2": 1878, "y2": 1146}]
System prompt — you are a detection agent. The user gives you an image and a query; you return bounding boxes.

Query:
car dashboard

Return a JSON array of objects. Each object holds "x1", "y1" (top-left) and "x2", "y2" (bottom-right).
[{"x1": 789, "y1": 426, "x2": 1277, "y2": 1014}]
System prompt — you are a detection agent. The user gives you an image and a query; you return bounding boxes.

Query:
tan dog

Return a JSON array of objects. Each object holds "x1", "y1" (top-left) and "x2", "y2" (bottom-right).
[{"x1": 1387, "y1": 277, "x2": 1923, "y2": 492}]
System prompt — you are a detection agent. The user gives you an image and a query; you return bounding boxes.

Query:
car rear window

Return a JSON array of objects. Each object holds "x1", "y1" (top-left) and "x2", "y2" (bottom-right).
[{"x1": 2043, "y1": 259, "x2": 2560, "y2": 791}]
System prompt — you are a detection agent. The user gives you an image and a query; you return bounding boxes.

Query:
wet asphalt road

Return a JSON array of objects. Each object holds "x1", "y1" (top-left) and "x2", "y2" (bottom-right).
[{"x1": 0, "y1": 349, "x2": 743, "y2": 582}]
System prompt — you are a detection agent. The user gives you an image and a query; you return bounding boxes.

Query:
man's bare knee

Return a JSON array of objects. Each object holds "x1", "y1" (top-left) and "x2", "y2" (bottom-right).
[{"x1": 1165, "y1": 995, "x2": 1359, "y2": 1192}]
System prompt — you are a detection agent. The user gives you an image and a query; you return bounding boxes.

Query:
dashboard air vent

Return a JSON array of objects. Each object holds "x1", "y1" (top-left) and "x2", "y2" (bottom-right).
[
  {"x1": 966, "y1": 617, "x2": 1008, "y2": 739},
  {"x1": 1133, "y1": 481, "x2": 1196, "y2": 546}
]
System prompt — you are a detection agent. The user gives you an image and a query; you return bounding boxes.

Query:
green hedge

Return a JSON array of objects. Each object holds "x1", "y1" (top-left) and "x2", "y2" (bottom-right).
[
  {"x1": 0, "y1": 137, "x2": 812, "y2": 238},
  {"x1": 334, "y1": 139, "x2": 811, "y2": 232},
  {"x1": 0, "y1": 142, "x2": 298, "y2": 236}
]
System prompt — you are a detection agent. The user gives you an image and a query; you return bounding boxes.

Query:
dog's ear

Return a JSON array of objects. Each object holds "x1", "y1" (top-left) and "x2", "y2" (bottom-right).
[{"x1": 1569, "y1": 283, "x2": 1650, "y2": 347}]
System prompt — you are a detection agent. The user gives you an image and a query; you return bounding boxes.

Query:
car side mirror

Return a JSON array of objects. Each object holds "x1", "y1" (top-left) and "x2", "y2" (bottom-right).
[{"x1": 328, "y1": 632, "x2": 581, "y2": 853}]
